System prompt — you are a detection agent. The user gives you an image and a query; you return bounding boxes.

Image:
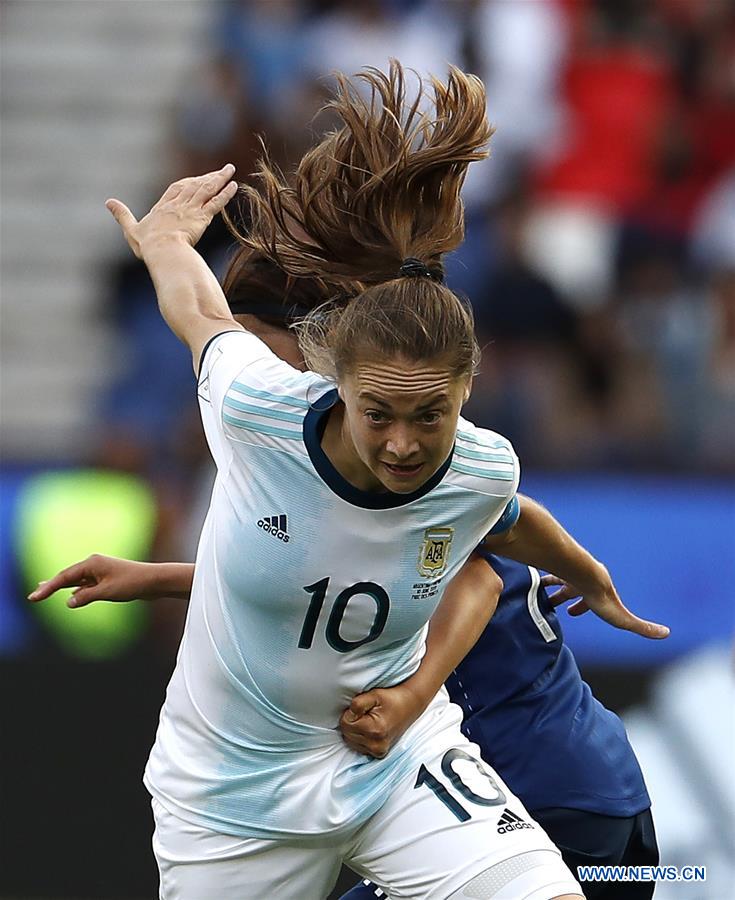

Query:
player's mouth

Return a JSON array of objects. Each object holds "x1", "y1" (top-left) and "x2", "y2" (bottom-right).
[{"x1": 382, "y1": 461, "x2": 424, "y2": 479}]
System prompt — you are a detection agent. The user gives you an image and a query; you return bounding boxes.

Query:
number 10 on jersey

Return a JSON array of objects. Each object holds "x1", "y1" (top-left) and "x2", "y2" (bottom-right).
[{"x1": 299, "y1": 577, "x2": 390, "y2": 653}]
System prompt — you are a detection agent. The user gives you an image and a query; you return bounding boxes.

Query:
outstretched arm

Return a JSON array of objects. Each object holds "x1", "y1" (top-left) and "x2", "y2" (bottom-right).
[
  {"x1": 28, "y1": 556, "x2": 194, "y2": 608},
  {"x1": 339, "y1": 554, "x2": 500, "y2": 758},
  {"x1": 483, "y1": 494, "x2": 670, "y2": 639},
  {"x1": 106, "y1": 165, "x2": 243, "y2": 371}
]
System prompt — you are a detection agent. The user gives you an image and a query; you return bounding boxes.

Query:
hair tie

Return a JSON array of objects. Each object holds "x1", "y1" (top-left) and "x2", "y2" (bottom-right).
[{"x1": 398, "y1": 257, "x2": 444, "y2": 283}]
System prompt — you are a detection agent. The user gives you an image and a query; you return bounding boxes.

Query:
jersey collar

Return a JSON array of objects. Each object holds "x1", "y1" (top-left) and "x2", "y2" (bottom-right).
[{"x1": 303, "y1": 388, "x2": 453, "y2": 509}]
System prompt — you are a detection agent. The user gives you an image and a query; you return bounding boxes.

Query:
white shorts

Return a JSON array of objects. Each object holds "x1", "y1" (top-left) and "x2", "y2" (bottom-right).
[{"x1": 152, "y1": 724, "x2": 582, "y2": 900}]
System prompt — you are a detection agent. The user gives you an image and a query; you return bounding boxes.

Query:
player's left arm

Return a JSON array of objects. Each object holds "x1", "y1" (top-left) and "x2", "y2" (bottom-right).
[
  {"x1": 106, "y1": 165, "x2": 244, "y2": 371},
  {"x1": 339, "y1": 554, "x2": 501, "y2": 758},
  {"x1": 482, "y1": 494, "x2": 670, "y2": 639}
]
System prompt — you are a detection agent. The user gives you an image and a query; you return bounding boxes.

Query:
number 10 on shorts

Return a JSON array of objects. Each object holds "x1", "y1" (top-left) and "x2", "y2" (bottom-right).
[{"x1": 415, "y1": 749, "x2": 507, "y2": 822}]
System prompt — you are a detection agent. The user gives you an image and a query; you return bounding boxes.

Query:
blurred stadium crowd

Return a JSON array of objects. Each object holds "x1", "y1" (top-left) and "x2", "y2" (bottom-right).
[{"x1": 94, "y1": 0, "x2": 735, "y2": 564}]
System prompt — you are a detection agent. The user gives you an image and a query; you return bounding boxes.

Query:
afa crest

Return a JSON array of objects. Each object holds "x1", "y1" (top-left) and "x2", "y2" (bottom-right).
[{"x1": 417, "y1": 527, "x2": 454, "y2": 578}]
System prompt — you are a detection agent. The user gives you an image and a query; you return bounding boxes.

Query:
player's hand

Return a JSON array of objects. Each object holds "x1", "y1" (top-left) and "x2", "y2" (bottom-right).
[
  {"x1": 541, "y1": 574, "x2": 583, "y2": 609},
  {"x1": 28, "y1": 554, "x2": 157, "y2": 608},
  {"x1": 541, "y1": 573, "x2": 670, "y2": 639},
  {"x1": 105, "y1": 164, "x2": 238, "y2": 259},
  {"x1": 339, "y1": 683, "x2": 426, "y2": 759}
]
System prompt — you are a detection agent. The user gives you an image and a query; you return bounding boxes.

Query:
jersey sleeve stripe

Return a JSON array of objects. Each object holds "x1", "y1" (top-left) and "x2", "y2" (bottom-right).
[
  {"x1": 231, "y1": 382, "x2": 311, "y2": 409},
  {"x1": 450, "y1": 460, "x2": 515, "y2": 481},
  {"x1": 527, "y1": 567, "x2": 557, "y2": 642},
  {"x1": 456, "y1": 429, "x2": 512, "y2": 451},
  {"x1": 454, "y1": 445, "x2": 513, "y2": 464},
  {"x1": 223, "y1": 413, "x2": 302, "y2": 440},
  {"x1": 224, "y1": 396, "x2": 305, "y2": 424}
]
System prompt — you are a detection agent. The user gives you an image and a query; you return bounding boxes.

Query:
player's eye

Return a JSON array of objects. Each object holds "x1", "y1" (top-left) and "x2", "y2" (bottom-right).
[
  {"x1": 365, "y1": 410, "x2": 388, "y2": 424},
  {"x1": 419, "y1": 411, "x2": 442, "y2": 425}
]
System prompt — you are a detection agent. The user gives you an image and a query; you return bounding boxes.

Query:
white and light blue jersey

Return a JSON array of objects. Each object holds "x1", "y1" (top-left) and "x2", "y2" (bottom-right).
[{"x1": 144, "y1": 331, "x2": 520, "y2": 840}]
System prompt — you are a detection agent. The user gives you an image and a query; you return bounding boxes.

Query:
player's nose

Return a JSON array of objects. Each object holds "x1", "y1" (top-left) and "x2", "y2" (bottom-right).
[{"x1": 384, "y1": 425, "x2": 420, "y2": 459}]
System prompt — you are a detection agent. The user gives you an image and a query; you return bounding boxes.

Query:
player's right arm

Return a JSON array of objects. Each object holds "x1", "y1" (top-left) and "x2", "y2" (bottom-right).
[
  {"x1": 340, "y1": 554, "x2": 501, "y2": 757},
  {"x1": 28, "y1": 556, "x2": 194, "y2": 608},
  {"x1": 106, "y1": 165, "x2": 244, "y2": 371}
]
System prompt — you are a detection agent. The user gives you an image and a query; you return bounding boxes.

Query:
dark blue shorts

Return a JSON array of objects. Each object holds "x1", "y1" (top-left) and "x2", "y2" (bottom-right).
[{"x1": 534, "y1": 806, "x2": 659, "y2": 900}]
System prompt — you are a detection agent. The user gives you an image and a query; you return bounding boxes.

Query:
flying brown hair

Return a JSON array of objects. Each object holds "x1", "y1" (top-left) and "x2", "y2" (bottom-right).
[{"x1": 226, "y1": 61, "x2": 493, "y2": 378}]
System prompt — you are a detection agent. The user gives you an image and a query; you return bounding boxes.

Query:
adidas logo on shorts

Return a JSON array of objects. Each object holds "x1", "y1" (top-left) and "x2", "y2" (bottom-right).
[
  {"x1": 257, "y1": 514, "x2": 290, "y2": 543},
  {"x1": 497, "y1": 808, "x2": 533, "y2": 834}
]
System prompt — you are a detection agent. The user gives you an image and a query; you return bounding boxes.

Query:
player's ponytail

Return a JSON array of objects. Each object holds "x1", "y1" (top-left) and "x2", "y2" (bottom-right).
[{"x1": 229, "y1": 61, "x2": 492, "y2": 378}]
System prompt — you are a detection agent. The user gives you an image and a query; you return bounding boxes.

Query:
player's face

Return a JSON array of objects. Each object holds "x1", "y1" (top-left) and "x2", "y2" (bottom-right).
[{"x1": 338, "y1": 355, "x2": 471, "y2": 494}]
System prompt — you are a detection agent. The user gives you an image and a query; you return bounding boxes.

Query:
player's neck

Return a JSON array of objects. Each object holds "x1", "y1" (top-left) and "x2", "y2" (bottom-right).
[{"x1": 320, "y1": 403, "x2": 386, "y2": 493}]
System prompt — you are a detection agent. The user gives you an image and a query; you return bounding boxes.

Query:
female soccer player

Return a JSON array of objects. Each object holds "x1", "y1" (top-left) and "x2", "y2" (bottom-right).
[
  {"x1": 32, "y1": 245, "x2": 661, "y2": 899},
  {"x1": 32, "y1": 255, "x2": 660, "y2": 899},
  {"x1": 49, "y1": 64, "x2": 667, "y2": 898}
]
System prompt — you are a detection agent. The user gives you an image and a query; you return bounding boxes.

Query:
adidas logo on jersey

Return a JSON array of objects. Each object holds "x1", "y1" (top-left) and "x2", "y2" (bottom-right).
[
  {"x1": 497, "y1": 808, "x2": 533, "y2": 834},
  {"x1": 257, "y1": 514, "x2": 290, "y2": 543}
]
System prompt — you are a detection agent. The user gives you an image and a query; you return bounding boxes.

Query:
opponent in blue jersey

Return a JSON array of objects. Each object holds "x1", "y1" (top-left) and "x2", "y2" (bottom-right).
[{"x1": 341, "y1": 554, "x2": 658, "y2": 900}]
